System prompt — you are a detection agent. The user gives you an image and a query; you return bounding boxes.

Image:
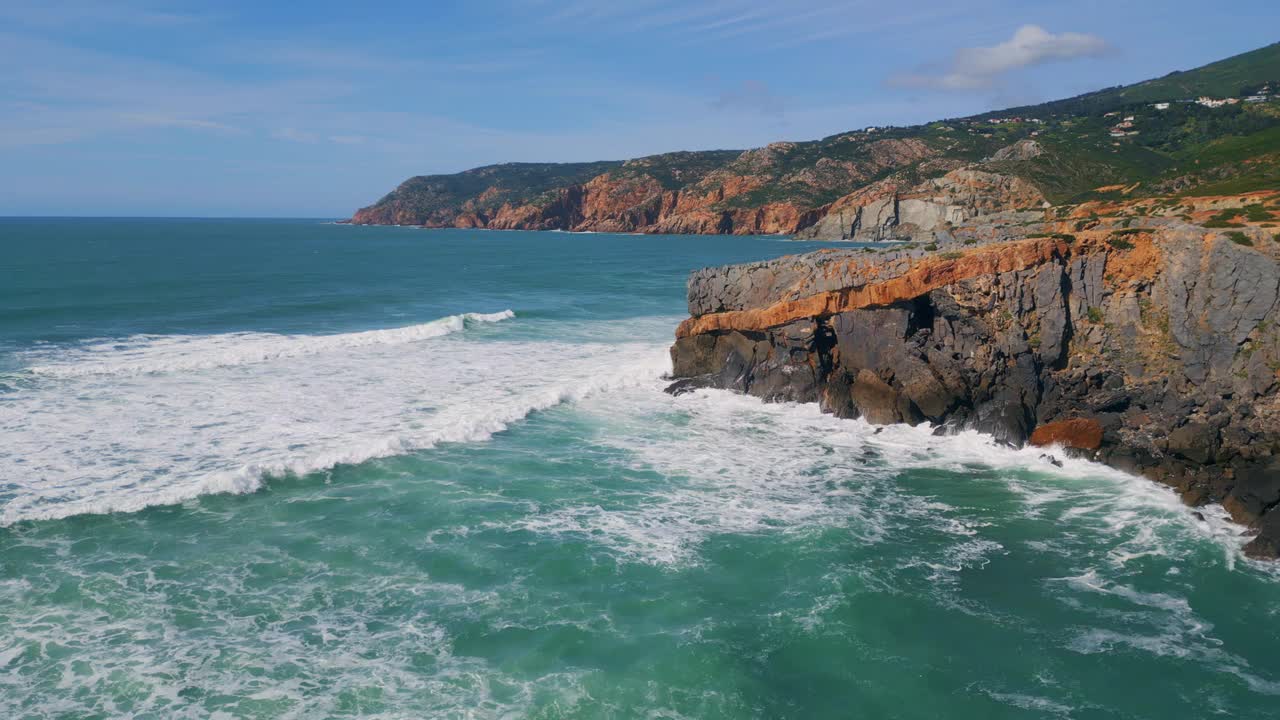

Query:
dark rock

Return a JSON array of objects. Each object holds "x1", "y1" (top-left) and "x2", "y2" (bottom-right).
[
  {"x1": 1244, "y1": 510, "x2": 1280, "y2": 559},
  {"x1": 971, "y1": 397, "x2": 1032, "y2": 447},
  {"x1": 665, "y1": 376, "x2": 714, "y2": 396},
  {"x1": 819, "y1": 371, "x2": 858, "y2": 419},
  {"x1": 1166, "y1": 422, "x2": 1217, "y2": 465},
  {"x1": 1033, "y1": 262, "x2": 1070, "y2": 367},
  {"x1": 1222, "y1": 460, "x2": 1280, "y2": 525},
  {"x1": 1086, "y1": 389, "x2": 1131, "y2": 413}
]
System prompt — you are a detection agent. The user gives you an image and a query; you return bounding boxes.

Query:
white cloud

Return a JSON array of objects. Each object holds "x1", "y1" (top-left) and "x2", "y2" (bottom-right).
[{"x1": 891, "y1": 25, "x2": 1110, "y2": 90}]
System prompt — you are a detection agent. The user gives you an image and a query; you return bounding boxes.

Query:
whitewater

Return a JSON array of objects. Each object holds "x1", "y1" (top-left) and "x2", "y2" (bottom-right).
[
  {"x1": 2, "y1": 218, "x2": 1278, "y2": 719},
  {"x1": 1, "y1": 310, "x2": 682, "y2": 524}
]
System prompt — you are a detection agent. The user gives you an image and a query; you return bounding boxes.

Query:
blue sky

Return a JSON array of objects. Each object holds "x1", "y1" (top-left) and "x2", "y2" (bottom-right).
[{"x1": 2, "y1": 1, "x2": 1276, "y2": 217}]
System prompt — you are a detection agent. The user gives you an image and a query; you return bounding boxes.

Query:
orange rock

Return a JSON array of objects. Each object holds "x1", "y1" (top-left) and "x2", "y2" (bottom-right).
[
  {"x1": 676, "y1": 238, "x2": 1068, "y2": 338},
  {"x1": 1029, "y1": 418, "x2": 1104, "y2": 451}
]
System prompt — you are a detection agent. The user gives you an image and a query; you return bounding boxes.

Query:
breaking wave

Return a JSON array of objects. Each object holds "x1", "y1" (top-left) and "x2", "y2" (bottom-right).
[
  {"x1": 0, "y1": 311, "x2": 668, "y2": 524},
  {"x1": 23, "y1": 310, "x2": 515, "y2": 378}
]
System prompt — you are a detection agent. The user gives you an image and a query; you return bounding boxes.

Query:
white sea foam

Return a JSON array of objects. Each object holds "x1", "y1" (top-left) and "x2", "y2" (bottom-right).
[
  {"x1": 22, "y1": 310, "x2": 515, "y2": 378},
  {"x1": 506, "y1": 384, "x2": 1260, "y2": 575},
  {"x1": 512, "y1": 388, "x2": 905, "y2": 566},
  {"x1": 1053, "y1": 570, "x2": 1280, "y2": 695},
  {"x1": 0, "y1": 312, "x2": 669, "y2": 525},
  {"x1": 982, "y1": 690, "x2": 1075, "y2": 716},
  {"x1": 520, "y1": 387, "x2": 1011, "y2": 567},
  {"x1": 0, "y1": 541, "x2": 592, "y2": 719}
]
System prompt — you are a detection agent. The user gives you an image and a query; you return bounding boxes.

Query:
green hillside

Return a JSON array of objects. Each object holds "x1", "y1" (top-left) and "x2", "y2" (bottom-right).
[
  {"x1": 354, "y1": 42, "x2": 1280, "y2": 228},
  {"x1": 370, "y1": 160, "x2": 625, "y2": 219},
  {"x1": 976, "y1": 42, "x2": 1280, "y2": 120}
]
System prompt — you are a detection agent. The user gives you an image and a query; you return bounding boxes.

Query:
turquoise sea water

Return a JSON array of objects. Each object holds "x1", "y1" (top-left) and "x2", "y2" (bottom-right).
[{"x1": 1, "y1": 218, "x2": 1279, "y2": 719}]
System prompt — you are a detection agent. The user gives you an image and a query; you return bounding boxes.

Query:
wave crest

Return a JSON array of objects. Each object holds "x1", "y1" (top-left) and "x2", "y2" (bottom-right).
[{"x1": 23, "y1": 310, "x2": 515, "y2": 378}]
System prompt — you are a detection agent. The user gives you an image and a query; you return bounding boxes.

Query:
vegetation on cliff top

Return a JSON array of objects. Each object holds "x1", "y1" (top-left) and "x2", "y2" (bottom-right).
[
  {"x1": 371, "y1": 160, "x2": 623, "y2": 219},
  {"x1": 973, "y1": 42, "x2": 1280, "y2": 120}
]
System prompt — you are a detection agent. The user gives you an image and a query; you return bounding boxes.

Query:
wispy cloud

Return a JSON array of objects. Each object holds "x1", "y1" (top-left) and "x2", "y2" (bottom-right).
[
  {"x1": 119, "y1": 113, "x2": 242, "y2": 134},
  {"x1": 712, "y1": 79, "x2": 784, "y2": 119},
  {"x1": 0, "y1": 30, "x2": 357, "y2": 148},
  {"x1": 271, "y1": 127, "x2": 320, "y2": 143},
  {"x1": 890, "y1": 25, "x2": 1111, "y2": 90},
  {"x1": 0, "y1": 0, "x2": 209, "y2": 28},
  {"x1": 512, "y1": 0, "x2": 936, "y2": 45},
  {"x1": 272, "y1": 128, "x2": 369, "y2": 146},
  {"x1": 225, "y1": 42, "x2": 528, "y2": 75}
]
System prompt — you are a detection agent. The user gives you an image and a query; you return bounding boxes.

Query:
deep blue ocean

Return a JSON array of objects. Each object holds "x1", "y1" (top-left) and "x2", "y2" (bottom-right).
[{"x1": 2, "y1": 218, "x2": 1278, "y2": 719}]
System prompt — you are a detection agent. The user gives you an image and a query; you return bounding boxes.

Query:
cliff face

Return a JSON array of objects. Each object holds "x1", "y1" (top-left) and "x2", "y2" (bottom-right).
[
  {"x1": 668, "y1": 193, "x2": 1280, "y2": 558},
  {"x1": 350, "y1": 139, "x2": 939, "y2": 235},
  {"x1": 347, "y1": 141, "x2": 1043, "y2": 238}
]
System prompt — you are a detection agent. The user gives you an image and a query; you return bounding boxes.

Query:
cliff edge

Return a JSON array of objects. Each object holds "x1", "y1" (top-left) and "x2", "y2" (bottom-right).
[{"x1": 667, "y1": 192, "x2": 1280, "y2": 558}]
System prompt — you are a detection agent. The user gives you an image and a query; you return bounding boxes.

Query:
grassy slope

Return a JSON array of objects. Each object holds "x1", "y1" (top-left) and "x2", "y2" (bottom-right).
[
  {"x1": 374, "y1": 161, "x2": 626, "y2": 216},
  {"x1": 975, "y1": 42, "x2": 1280, "y2": 120}
]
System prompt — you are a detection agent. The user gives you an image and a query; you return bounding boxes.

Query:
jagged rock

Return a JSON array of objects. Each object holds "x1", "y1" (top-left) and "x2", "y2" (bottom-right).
[
  {"x1": 353, "y1": 136, "x2": 940, "y2": 236},
  {"x1": 988, "y1": 139, "x2": 1045, "y2": 162},
  {"x1": 1245, "y1": 507, "x2": 1280, "y2": 559},
  {"x1": 795, "y1": 168, "x2": 1046, "y2": 241},
  {"x1": 1224, "y1": 460, "x2": 1280, "y2": 525},
  {"x1": 1166, "y1": 422, "x2": 1217, "y2": 464}
]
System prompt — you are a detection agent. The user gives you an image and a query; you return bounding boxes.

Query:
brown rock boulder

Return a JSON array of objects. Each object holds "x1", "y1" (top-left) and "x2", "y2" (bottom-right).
[
  {"x1": 851, "y1": 370, "x2": 921, "y2": 426},
  {"x1": 1029, "y1": 418, "x2": 1104, "y2": 451}
]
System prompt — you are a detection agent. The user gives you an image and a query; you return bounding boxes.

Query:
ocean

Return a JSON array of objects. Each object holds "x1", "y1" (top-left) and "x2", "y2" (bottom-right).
[{"x1": 1, "y1": 218, "x2": 1278, "y2": 719}]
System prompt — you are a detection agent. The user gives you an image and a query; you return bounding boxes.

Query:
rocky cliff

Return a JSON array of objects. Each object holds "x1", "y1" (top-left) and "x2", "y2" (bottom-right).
[
  {"x1": 668, "y1": 191, "x2": 1280, "y2": 558},
  {"x1": 350, "y1": 139, "x2": 937, "y2": 235}
]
